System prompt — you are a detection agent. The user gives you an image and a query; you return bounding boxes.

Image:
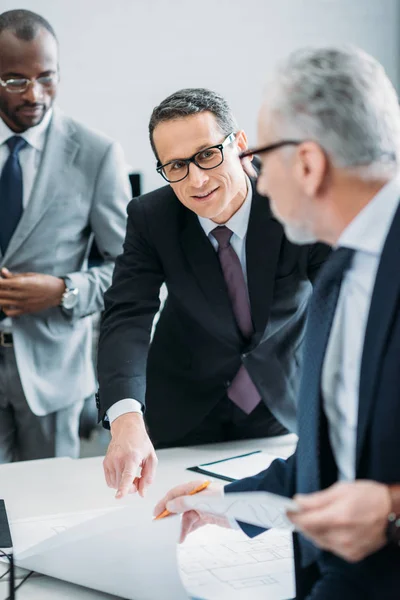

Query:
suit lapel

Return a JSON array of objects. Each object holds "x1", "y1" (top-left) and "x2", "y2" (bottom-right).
[
  {"x1": 1, "y1": 108, "x2": 79, "y2": 266},
  {"x1": 246, "y1": 182, "x2": 283, "y2": 346},
  {"x1": 356, "y1": 200, "x2": 400, "y2": 470},
  {"x1": 180, "y1": 207, "x2": 240, "y2": 344}
]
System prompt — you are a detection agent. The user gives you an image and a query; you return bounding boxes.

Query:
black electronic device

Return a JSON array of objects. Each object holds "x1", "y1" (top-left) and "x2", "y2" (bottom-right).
[
  {"x1": 0, "y1": 499, "x2": 14, "y2": 600},
  {"x1": 0, "y1": 499, "x2": 12, "y2": 551}
]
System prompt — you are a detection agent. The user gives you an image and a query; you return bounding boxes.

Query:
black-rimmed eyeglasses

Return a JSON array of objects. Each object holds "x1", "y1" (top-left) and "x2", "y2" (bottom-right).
[
  {"x1": 239, "y1": 140, "x2": 302, "y2": 160},
  {"x1": 156, "y1": 132, "x2": 236, "y2": 183}
]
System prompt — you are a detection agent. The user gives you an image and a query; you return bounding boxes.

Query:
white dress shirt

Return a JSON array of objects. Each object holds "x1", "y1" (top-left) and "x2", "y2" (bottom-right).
[
  {"x1": 322, "y1": 175, "x2": 400, "y2": 481},
  {"x1": 107, "y1": 179, "x2": 253, "y2": 424},
  {"x1": 0, "y1": 111, "x2": 53, "y2": 331},
  {"x1": 198, "y1": 179, "x2": 253, "y2": 285},
  {"x1": 0, "y1": 110, "x2": 52, "y2": 208}
]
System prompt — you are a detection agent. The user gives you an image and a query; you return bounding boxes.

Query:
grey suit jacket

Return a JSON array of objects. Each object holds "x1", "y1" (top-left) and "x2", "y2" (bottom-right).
[{"x1": 1, "y1": 108, "x2": 130, "y2": 416}]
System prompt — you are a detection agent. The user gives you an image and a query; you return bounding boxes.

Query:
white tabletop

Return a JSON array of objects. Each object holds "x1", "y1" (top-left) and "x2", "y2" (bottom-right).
[{"x1": 0, "y1": 434, "x2": 297, "y2": 599}]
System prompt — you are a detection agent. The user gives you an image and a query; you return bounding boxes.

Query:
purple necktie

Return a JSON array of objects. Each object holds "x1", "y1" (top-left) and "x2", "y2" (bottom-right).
[{"x1": 212, "y1": 226, "x2": 261, "y2": 414}]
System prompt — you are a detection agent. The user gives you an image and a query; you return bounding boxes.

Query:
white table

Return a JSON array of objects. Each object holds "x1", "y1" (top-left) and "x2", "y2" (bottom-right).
[{"x1": 0, "y1": 434, "x2": 297, "y2": 600}]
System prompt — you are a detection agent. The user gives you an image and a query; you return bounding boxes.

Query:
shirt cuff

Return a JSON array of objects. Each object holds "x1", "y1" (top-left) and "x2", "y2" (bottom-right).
[{"x1": 107, "y1": 399, "x2": 144, "y2": 424}]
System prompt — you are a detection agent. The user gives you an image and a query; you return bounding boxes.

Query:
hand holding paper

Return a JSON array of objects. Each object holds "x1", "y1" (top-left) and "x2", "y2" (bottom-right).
[
  {"x1": 156, "y1": 480, "x2": 300, "y2": 544},
  {"x1": 182, "y1": 491, "x2": 300, "y2": 530},
  {"x1": 154, "y1": 480, "x2": 230, "y2": 542},
  {"x1": 155, "y1": 480, "x2": 211, "y2": 520}
]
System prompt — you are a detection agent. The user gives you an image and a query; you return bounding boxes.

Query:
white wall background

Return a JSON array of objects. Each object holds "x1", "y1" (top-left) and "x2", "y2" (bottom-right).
[{"x1": 2, "y1": 0, "x2": 399, "y2": 192}]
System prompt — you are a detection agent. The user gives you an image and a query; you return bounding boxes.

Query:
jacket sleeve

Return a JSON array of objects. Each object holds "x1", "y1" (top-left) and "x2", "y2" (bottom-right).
[
  {"x1": 224, "y1": 450, "x2": 297, "y2": 538},
  {"x1": 64, "y1": 141, "x2": 131, "y2": 319},
  {"x1": 96, "y1": 197, "x2": 164, "y2": 423}
]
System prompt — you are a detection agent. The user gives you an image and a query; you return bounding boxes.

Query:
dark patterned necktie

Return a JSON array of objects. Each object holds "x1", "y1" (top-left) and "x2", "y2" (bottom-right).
[
  {"x1": 0, "y1": 136, "x2": 27, "y2": 254},
  {"x1": 295, "y1": 246, "x2": 355, "y2": 567},
  {"x1": 212, "y1": 226, "x2": 261, "y2": 414}
]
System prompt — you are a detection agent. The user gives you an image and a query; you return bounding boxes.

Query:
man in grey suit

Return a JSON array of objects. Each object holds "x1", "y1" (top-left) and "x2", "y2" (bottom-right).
[{"x1": 0, "y1": 9, "x2": 130, "y2": 462}]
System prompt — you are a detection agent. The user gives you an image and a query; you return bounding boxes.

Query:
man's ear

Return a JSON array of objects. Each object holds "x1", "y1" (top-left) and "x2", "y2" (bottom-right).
[
  {"x1": 294, "y1": 141, "x2": 328, "y2": 197},
  {"x1": 241, "y1": 155, "x2": 259, "y2": 178},
  {"x1": 235, "y1": 130, "x2": 248, "y2": 153}
]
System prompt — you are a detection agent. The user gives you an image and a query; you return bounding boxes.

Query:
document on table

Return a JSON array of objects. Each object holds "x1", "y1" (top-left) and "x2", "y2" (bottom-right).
[
  {"x1": 11, "y1": 502, "x2": 189, "y2": 600},
  {"x1": 9, "y1": 494, "x2": 296, "y2": 599},
  {"x1": 179, "y1": 525, "x2": 295, "y2": 600},
  {"x1": 187, "y1": 450, "x2": 282, "y2": 482},
  {"x1": 9, "y1": 507, "x2": 120, "y2": 556},
  {"x1": 183, "y1": 490, "x2": 299, "y2": 530}
]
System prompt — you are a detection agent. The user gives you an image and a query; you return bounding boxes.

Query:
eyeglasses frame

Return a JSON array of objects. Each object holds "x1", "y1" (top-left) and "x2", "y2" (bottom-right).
[
  {"x1": 0, "y1": 73, "x2": 59, "y2": 94},
  {"x1": 156, "y1": 132, "x2": 237, "y2": 183},
  {"x1": 239, "y1": 140, "x2": 303, "y2": 161}
]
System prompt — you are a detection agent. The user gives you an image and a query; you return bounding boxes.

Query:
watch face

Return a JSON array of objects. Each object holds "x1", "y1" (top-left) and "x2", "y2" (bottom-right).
[{"x1": 62, "y1": 288, "x2": 79, "y2": 309}]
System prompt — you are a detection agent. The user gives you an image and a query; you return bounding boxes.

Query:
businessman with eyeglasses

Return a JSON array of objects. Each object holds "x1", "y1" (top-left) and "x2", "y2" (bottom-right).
[
  {"x1": 97, "y1": 87, "x2": 330, "y2": 499},
  {"x1": 0, "y1": 9, "x2": 130, "y2": 463}
]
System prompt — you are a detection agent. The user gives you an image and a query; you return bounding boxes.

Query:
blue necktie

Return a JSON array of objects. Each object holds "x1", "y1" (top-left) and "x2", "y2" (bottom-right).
[
  {"x1": 295, "y1": 246, "x2": 355, "y2": 566},
  {"x1": 0, "y1": 136, "x2": 27, "y2": 254}
]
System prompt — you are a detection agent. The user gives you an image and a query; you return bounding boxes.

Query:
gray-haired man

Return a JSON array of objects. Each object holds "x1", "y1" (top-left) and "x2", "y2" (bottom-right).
[{"x1": 97, "y1": 87, "x2": 330, "y2": 498}]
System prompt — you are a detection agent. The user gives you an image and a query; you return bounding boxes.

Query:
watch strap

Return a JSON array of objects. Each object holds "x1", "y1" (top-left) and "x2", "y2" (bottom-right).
[{"x1": 386, "y1": 485, "x2": 400, "y2": 546}]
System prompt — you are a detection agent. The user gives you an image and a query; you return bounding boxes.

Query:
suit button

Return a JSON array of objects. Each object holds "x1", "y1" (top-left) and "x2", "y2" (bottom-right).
[
  {"x1": 242, "y1": 353, "x2": 248, "y2": 359},
  {"x1": 95, "y1": 392, "x2": 100, "y2": 409},
  {"x1": 225, "y1": 380, "x2": 231, "y2": 387}
]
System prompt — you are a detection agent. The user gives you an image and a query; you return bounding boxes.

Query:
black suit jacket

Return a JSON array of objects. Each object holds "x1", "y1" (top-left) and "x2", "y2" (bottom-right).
[
  {"x1": 226, "y1": 200, "x2": 400, "y2": 599},
  {"x1": 97, "y1": 179, "x2": 330, "y2": 443}
]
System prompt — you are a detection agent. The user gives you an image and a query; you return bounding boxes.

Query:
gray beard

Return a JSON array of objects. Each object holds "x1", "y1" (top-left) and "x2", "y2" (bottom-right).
[{"x1": 283, "y1": 222, "x2": 318, "y2": 245}]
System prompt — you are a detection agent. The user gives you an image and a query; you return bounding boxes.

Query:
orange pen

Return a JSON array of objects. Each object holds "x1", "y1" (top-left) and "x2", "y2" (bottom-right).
[{"x1": 154, "y1": 480, "x2": 211, "y2": 520}]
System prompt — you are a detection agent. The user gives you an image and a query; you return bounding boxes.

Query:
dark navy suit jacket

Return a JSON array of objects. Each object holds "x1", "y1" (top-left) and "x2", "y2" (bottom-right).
[
  {"x1": 226, "y1": 200, "x2": 400, "y2": 599},
  {"x1": 98, "y1": 179, "x2": 329, "y2": 443}
]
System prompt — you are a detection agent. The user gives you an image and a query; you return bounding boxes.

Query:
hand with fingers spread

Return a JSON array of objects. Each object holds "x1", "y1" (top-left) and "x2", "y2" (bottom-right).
[
  {"x1": 154, "y1": 480, "x2": 231, "y2": 543},
  {"x1": 103, "y1": 413, "x2": 158, "y2": 499},
  {"x1": 0, "y1": 267, "x2": 66, "y2": 316},
  {"x1": 288, "y1": 480, "x2": 392, "y2": 563}
]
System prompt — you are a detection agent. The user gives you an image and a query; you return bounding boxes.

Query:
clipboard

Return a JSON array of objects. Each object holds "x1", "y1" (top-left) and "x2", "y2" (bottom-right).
[{"x1": 187, "y1": 450, "x2": 264, "y2": 482}]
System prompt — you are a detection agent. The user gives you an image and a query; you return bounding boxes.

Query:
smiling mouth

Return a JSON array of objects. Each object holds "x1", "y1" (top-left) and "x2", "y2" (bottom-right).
[
  {"x1": 191, "y1": 187, "x2": 219, "y2": 201},
  {"x1": 18, "y1": 105, "x2": 44, "y2": 116}
]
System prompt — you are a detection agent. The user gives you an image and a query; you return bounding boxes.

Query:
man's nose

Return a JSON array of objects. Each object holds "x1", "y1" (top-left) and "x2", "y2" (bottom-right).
[
  {"x1": 21, "y1": 80, "x2": 43, "y2": 103},
  {"x1": 188, "y1": 163, "x2": 209, "y2": 187}
]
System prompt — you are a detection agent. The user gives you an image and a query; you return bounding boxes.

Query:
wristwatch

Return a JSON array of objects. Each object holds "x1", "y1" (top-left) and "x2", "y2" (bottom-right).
[
  {"x1": 60, "y1": 285, "x2": 79, "y2": 310},
  {"x1": 386, "y1": 485, "x2": 400, "y2": 546}
]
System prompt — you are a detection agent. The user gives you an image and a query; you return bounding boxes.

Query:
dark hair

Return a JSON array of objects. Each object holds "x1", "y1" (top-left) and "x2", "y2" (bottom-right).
[
  {"x1": 0, "y1": 9, "x2": 57, "y2": 42},
  {"x1": 149, "y1": 88, "x2": 238, "y2": 159}
]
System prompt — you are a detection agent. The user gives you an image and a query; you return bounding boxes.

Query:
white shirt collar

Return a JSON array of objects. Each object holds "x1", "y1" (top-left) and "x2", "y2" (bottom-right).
[
  {"x1": 0, "y1": 108, "x2": 52, "y2": 152},
  {"x1": 338, "y1": 174, "x2": 400, "y2": 256},
  {"x1": 198, "y1": 176, "x2": 253, "y2": 238}
]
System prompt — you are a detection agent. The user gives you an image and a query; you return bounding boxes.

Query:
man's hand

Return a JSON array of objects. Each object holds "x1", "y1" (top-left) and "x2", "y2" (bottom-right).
[
  {"x1": 104, "y1": 413, "x2": 158, "y2": 499},
  {"x1": 0, "y1": 268, "x2": 65, "y2": 316},
  {"x1": 288, "y1": 480, "x2": 391, "y2": 562},
  {"x1": 154, "y1": 480, "x2": 230, "y2": 543}
]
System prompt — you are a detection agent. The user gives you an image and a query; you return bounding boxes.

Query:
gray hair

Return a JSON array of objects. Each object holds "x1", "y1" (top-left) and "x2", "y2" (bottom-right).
[
  {"x1": 264, "y1": 46, "x2": 400, "y2": 178},
  {"x1": 149, "y1": 88, "x2": 238, "y2": 160}
]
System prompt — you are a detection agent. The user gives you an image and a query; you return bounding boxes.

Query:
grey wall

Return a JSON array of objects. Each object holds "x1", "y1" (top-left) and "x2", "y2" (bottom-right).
[{"x1": 2, "y1": 0, "x2": 399, "y2": 192}]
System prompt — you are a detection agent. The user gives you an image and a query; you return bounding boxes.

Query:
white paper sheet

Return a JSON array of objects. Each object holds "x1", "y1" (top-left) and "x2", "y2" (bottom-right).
[
  {"x1": 179, "y1": 525, "x2": 295, "y2": 600},
  {"x1": 183, "y1": 491, "x2": 299, "y2": 530},
  {"x1": 13, "y1": 502, "x2": 189, "y2": 600},
  {"x1": 10, "y1": 507, "x2": 119, "y2": 556},
  {"x1": 9, "y1": 501, "x2": 296, "y2": 600}
]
